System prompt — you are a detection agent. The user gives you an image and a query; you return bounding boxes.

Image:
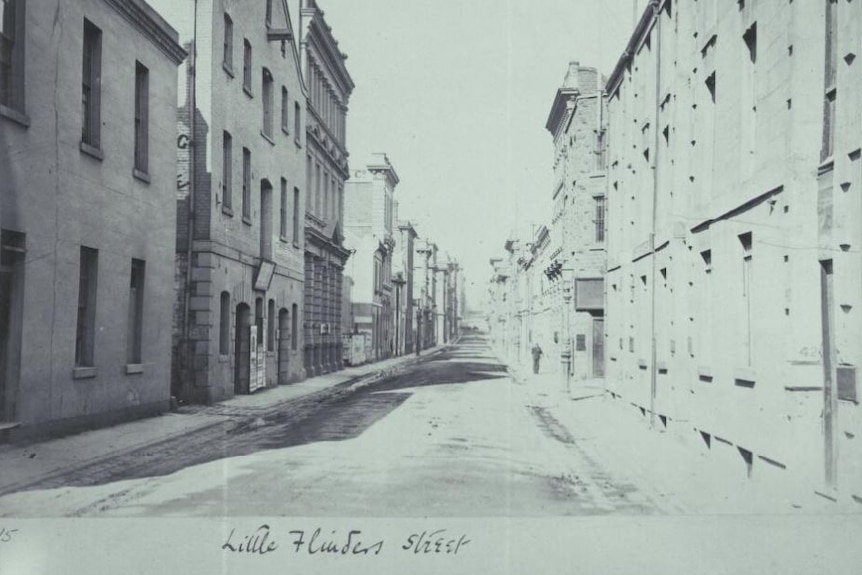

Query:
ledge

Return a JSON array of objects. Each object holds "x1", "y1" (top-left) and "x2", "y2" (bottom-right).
[
  {"x1": 125, "y1": 363, "x2": 144, "y2": 375},
  {"x1": 261, "y1": 130, "x2": 275, "y2": 145},
  {"x1": 281, "y1": 125, "x2": 290, "y2": 137},
  {"x1": 243, "y1": 85, "x2": 254, "y2": 99},
  {"x1": 242, "y1": 215, "x2": 252, "y2": 226},
  {"x1": 223, "y1": 61, "x2": 234, "y2": 78},
  {"x1": 133, "y1": 168, "x2": 151, "y2": 184},
  {"x1": 80, "y1": 141, "x2": 104, "y2": 161},
  {"x1": 219, "y1": 354, "x2": 231, "y2": 364},
  {"x1": 222, "y1": 205, "x2": 234, "y2": 217},
  {"x1": 0, "y1": 104, "x2": 30, "y2": 127},
  {"x1": 72, "y1": 366, "x2": 97, "y2": 380}
]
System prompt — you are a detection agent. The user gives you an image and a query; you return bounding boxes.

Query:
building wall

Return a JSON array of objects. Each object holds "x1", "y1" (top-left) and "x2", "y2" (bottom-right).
[
  {"x1": 0, "y1": 0, "x2": 184, "y2": 436},
  {"x1": 605, "y1": 0, "x2": 862, "y2": 499},
  {"x1": 154, "y1": 0, "x2": 307, "y2": 403}
]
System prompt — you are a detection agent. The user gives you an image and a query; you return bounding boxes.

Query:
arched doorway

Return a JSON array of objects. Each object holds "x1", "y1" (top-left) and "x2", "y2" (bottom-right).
[
  {"x1": 278, "y1": 308, "x2": 290, "y2": 385},
  {"x1": 234, "y1": 303, "x2": 251, "y2": 394}
]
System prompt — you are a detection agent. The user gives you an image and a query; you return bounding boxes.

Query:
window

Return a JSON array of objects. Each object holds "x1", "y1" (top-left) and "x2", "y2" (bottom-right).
[
  {"x1": 75, "y1": 247, "x2": 99, "y2": 367},
  {"x1": 222, "y1": 131, "x2": 232, "y2": 211},
  {"x1": 265, "y1": 0, "x2": 273, "y2": 26},
  {"x1": 280, "y1": 178, "x2": 287, "y2": 239},
  {"x1": 743, "y1": 22, "x2": 757, "y2": 64},
  {"x1": 134, "y1": 62, "x2": 149, "y2": 174},
  {"x1": 82, "y1": 19, "x2": 102, "y2": 148},
  {"x1": 219, "y1": 291, "x2": 230, "y2": 355},
  {"x1": 267, "y1": 299, "x2": 275, "y2": 351},
  {"x1": 255, "y1": 298, "x2": 264, "y2": 349},
  {"x1": 243, "y1": 39, "x2": 252, "y2": 94},
  {"x1": 127, "y1": 259, "x2": 145, "y2": 364},
  {"x1": 594, "y1": 196, "x2": 606, "y2": 243},
  {"x1": 291, "y1": 303, "x2": 298, "y2": 350},
  {"x1": 242, "y1": 147, "x2": 251, "y2": 221},
  {"x1": 0, "y1": 0, "x2": 24, "y2": 113},
  {"x1": 223, "y1": 13, "x2": 233, "y2": 72},
  {"x1": 294, "y1": 101, "x2": 301, "y2": 141},
  {"x1": 705, "y1": 71, "x2": 716, "y2": 104},
  {"x1": 281, "y1": 86, "x2": 289, "y2": 132},
  {"x1": 595, "y1": 130, "x2": 607, "y2": 171},
  {"x1": 262, "y1": 68, "x2": 273, "y2": 137},
  {"x1": 293, "y1": 187, "x2": 300, "y2": 244}
]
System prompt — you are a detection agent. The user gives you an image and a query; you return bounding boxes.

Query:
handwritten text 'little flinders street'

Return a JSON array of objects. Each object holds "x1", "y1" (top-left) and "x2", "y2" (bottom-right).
[{"x1": 221, "y1": 525, "x2": 471, "y2": 557}]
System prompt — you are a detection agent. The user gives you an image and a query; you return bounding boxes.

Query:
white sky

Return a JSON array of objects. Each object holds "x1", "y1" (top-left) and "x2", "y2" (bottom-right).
[{"x1": 320, "y1": 0, "x2": 647, "y2": 311}]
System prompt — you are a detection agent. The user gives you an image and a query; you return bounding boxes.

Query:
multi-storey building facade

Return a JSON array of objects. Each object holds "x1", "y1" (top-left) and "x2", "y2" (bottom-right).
[
  {"x1": 298, "y1": 0, "x2": 353, "y2": 377},
  {"x1": 545, "y1": 62, "x2": 607, "y2": 381},
  {"x1": 604, "y1": 0, "x2": 862, "y2": 502},
  {"x1": 0, "y1": 0, "x2": 185, "y2": 437},
  {"x1": 344, "y1": 153, "x2": 398, "y2": 361},
  {"x1": 393, "y1": 221, "x2": 417, "y2": 356},
  {"x1": 154, "y1": 0, "x2": 307, "y2": 403},
  {"x1": 414, "y1": 238, "x2": 437, "y2": 351}
]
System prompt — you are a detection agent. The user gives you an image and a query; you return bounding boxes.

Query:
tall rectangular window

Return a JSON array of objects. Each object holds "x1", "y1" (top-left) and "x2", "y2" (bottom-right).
[
  {"x1": 291, "y1": 303, "x2": 298, "y2": 350},
  {"x1": 127, "y1": 259, "x2": 145, "y2": 364},
  {"x1": 594, "y1": 196, "x2": 606, "y2": 243},
  {"x1": 595, "y1": 130, "x2": 607, "y2": 171},
  {"x1": 267, "y1": 299, "x2": 275, "y2": 351},
  {"x1": 219, "y1": 291, "x2": 230, "y2": 355},
  {"x1": 75, "y1": 247, "x2": 99, "y2": 367},
  {"x1": 821, "y1": 0, "x2": 838, "y2": 162},
  {"x1": 262, "y1": 68, "x2": 273, "y2": 137},
  {"x1": 134, "y1": 62, "x2": 149, "y2": 173},
  {"x1": 222, "y1": 131, "x2": 232, "y2": 210},
  {"x1": 280, "y1": 178, "x2": 288, "y2": 239},
  {"x1": 294, "y1": 102, "x2": 301, "y2": 141},
  {"x1": 293, "y1": 187, "x2": 300, "y2": 244},
  {"x1": 223, "y1": 13, "x2": 233, "y2": 72},
  {"x1": 0, "y1": 0, "x2": 24, "y2": 111},
  {"x1": 82, "y1": 19, "x2": 102, "y2": 148},
  {"x1": 243, "y1": 39, "x2": 252, "y2": 94},
  {"x1": 281, "y1": 86, "x2": 289, "y2": 132},
  {"x1": 265, "y1": 0, "x2": 273, "y2": 26},
  {"x1": 242, "y1": 147, "x2": 251, "y2": 220}
]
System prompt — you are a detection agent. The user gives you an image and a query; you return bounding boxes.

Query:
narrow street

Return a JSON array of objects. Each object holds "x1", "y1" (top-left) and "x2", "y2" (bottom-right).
[{"x1": 0, "y1": 333, "x2": 662, "y2": 517}]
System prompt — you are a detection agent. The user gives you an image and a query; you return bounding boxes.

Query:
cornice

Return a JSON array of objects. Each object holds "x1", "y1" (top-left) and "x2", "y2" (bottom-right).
[
  {"x1": 606, "y1": 0, "x2": 662, "y2": 97},
  {"x1": 545, "y1": 87, "x2": 579, "y2": 136},
  {"x1": 104, "y1": 0, "x2": 187, "y2": 65}
]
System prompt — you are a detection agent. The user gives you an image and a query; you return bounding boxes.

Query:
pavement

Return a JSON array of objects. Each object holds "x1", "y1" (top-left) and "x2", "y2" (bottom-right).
[
  {"x1": 503, "y1": 353, "x2": 842, "y2": 515},
  {"x1": 0, "y1": 343, "x2": 450, "y2": 498}
]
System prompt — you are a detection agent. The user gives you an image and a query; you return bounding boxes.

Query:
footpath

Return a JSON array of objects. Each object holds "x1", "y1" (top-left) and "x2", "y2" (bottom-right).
[
  {"x1": 504, "y1": 355, "x2": 839, "y2": 515},
  {"x1": 0, "y1": 344, "x2": 450, "y2": 496}
]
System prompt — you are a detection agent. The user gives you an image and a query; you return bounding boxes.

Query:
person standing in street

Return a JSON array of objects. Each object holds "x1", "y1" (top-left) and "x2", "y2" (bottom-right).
[{"x1": 531, "y1": 343, "x2": 543, "y2": 374}]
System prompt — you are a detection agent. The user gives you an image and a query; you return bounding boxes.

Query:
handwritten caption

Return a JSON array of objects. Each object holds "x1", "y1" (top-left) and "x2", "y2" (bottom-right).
[
  {"x1": 222, "y1": 524, "x2": 470, "y2": 558},
  {"x1": 0, "y1": 527, "x2": 18, "y2": 544}
]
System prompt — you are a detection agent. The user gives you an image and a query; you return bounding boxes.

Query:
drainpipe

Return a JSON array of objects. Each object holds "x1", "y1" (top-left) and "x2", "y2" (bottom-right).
[
  {"x1": 182, "y1": 0, "x2": 198, "y2": 381},
  {"x1": 649, "y1": 0, "x2": 661, "y2": 429}
]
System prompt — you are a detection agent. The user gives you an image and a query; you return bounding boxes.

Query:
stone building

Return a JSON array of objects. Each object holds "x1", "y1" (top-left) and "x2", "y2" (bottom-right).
[
  {"x1": 414, "y1": 238, "x2": 438, "y2": 351},
  {"x1": 604, "y1": 0, "x2": 862, "y2": 502},
  {"x1": 298, "y1": 0, "x2": 354, "y2": 377},
  {"x1": 0, "y1": 0, "x2": 185, "y2": 437},
  {"x1": 343, "y1": 154, "x2": 399, "y2": 362},
  {"x1": 392, "y1": 221, "x2": 417, "y2": 356},
  {"x1": 544, "y1": 61, "x2": 607, "y2": 381},
  {"x1": 153, "y1": 0, "x2": 307, "y2": 403}
]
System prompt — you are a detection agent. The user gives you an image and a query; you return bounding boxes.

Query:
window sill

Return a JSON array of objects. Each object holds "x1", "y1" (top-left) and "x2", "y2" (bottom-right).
[
  {"x1": 219, "y1": 354, "x2": 231, "y2": 363},
  {"x1": 242, "y1": 216, "x2": 252, "y2": 226},
  {"x1": 281, "y1": 125, "x2": 290, "y2": 137},
  {"x1": 125, "y1": 363, "x2": 144, "y2": 375},
  {"x1": 0, "y1": 104, "x2": 30, "y2": 127},
  {"x1": 261, "y1": 130, "x2": 275, "y2": 145},
  {"x1": 293, "y1": 241, "x2": 301, "y2": 250},
  {"x1": 73, "y1": 366, "x2": 97, "y2": 380},
  {"x1": 80, "y1": 141, "x2": 104, "y2": 161},
  {"x1": 294, "y1": 138, "x2": 302, "y2": 149},
  {"x1": 243, "y1": 85, "x2": 254, "y2": 98},
  {"x1": 818, "y1": 157, "x2": 835, "y2": 175},
  {"x1": 279, "y1": 235, "x2": 289, "y2": 243},
  {"x1": 133, "y1": 168, "x2": 150, "y2": 184},
  {"x1": 223, "y1": 61, "x2": 234, "y2": 78},
  {"x1": 222, "y1": 205, "x2": 234, "y2": 217}
]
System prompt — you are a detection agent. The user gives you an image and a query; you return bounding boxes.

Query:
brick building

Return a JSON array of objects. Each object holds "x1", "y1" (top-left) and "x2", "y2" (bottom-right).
[
  {"x1": 544, "y1": 62, "x2": 607, "y2": 381},
  {"x1": 604, "y1": 0, "x2": 862, "y2": 502},
  {"x1": 298, "y1": 0, "x2": 354, "y2": 377},
  {"x1": 153, "y1": 0, "x2": 307, "y2": 403},
  {"x1": 0, "y1": 0, "x2": 185, "y2": 437},
  {"x1": 343, "y1": 154, "x2": 399, "y2": 362}
]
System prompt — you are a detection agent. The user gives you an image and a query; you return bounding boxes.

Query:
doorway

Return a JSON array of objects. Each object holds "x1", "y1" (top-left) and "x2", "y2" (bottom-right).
[
  {"x1": 234, "y1": 303, "x2": 251, "y2": 394},
  {"x1": 592, "y1": 317, "x2": 605, "y2": 378},
  {"x1": 0, "y1": 231, "x2": 25, "y2": 422},
  {"x1": 278, "y1": 308, "x2": 289, "y2": 385}
]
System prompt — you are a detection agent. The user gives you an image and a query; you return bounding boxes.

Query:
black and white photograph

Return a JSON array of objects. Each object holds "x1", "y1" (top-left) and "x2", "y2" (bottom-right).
[{"x1": 1, "y1": 0, "x2": 861, "y2": 573}]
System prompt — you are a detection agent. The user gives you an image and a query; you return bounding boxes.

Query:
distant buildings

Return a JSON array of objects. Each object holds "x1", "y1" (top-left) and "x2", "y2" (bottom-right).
[
  {"x1": 155, "y1": 0, "x2": 308, "y2": 404},
  {"x1": 0, "y1": 0, "x2": 185, "y2": 437}
]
